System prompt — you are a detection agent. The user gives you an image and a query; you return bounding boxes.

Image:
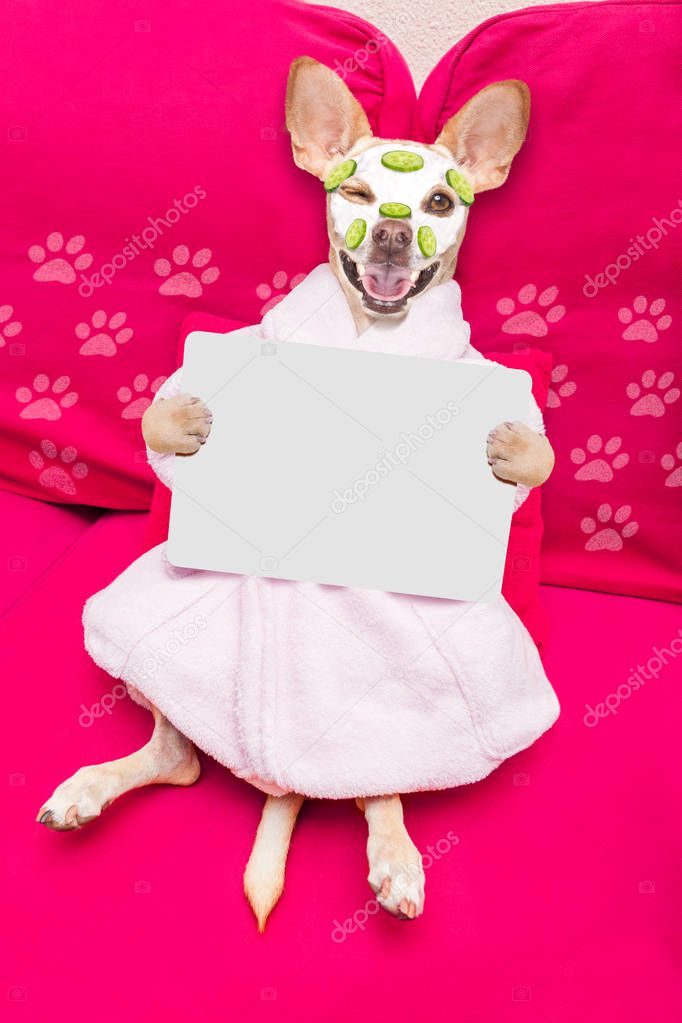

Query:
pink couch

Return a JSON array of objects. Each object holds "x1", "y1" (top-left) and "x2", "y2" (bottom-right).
[{"x1": 3, "y1": 1, "x2": 681, "y2": 1020}]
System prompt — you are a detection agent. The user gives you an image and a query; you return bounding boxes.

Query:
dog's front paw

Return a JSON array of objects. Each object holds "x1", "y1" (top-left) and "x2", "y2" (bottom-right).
[
  {"x1": 142, "y1": 394, "x2": 212, "y2": 455},
  {"x1": 367, "y1": 833, "x2": 425, "y2": 920},
  {"x1": 486, "y1": 421, "x2": 554, "y2": 488}
]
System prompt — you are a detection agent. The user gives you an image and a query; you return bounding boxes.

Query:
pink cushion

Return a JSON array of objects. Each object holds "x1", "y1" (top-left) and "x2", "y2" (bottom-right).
[
  {"x1": 417, "y1": 0, "x2": 682, "y2": 603},
  {"x1": 0, "y1": 489, "x2": 100, "y2": 616},
  {"x1": 0, "y1": 0, "x2": 415, "y2": 510},
  {"x1": 4, "y1": 491, "x2": 680, "y2": 1018},
  {"x1": 144, "y1": 313, "x2": 552, "y2": 645}
]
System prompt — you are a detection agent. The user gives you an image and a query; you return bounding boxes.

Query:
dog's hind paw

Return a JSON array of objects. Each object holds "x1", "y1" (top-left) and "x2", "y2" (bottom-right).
[
  {"x1": 36, "y1": 768, "x2": 114, "y2": 831},
  {"x1": 367, "y1": 834, "x2": 425, "y2": 920}
]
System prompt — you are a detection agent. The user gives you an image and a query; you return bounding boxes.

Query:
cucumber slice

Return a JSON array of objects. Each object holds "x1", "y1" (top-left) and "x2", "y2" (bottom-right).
[
  {"x1": 345, "y1": 218, "x2": 367, "y2": 250},
  {"x1": 324, "y1": 159, "x2": 357, "y2": 192},
  {"x1": 381, "y1": 150, "x2": 424, "y2": 172},
  {"x1": 378, "y1": 202, "x2": 412, "y2": 219},
  {"x1": 445, "y1": 169, "x2": 474, "y2": 206},
  {"x1": 417, "y1": 225, "x2": 437, "y2": 258}
]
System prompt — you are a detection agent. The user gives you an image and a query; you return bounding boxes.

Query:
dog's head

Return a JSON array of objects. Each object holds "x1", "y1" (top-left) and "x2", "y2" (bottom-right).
[{"x1": 286, "y1": 57, "x2": 530, "y2": 321}]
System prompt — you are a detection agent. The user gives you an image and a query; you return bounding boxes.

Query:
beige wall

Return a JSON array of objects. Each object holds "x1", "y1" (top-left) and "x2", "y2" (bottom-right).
[{"x1": 314, "y1": 0, "x2": 577, "y2": 88}]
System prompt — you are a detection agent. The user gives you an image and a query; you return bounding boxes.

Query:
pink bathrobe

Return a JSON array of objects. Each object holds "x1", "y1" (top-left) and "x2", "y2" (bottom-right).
[{"x1": 83, "y1": 265, "x2": 559, "y2": 798}]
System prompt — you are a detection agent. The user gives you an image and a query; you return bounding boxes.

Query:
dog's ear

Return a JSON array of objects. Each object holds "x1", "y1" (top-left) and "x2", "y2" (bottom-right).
[
  {"x1": 286, "y1": 57, "x2": 372, "y2": 179},
  {"x1": 435, "y1": 81, "x2": 530, "y2": 194}
]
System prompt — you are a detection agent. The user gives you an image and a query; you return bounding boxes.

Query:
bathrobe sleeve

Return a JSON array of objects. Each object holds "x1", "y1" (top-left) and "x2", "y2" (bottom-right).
[{"x1": 145, "y1": 368, "x2": 184, "y2": 491}]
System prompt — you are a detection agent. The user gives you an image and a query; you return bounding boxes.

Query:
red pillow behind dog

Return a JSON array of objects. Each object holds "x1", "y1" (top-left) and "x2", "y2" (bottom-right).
[
  {"x1": 418, "y1": 1, "x2": 682, "y2": 604},
  {"x1": 144, "y1": 313, "x2": 552, "y2": 647},
  {"x1": 0, "y1": 0, "x2": 415, "y2": 510}
]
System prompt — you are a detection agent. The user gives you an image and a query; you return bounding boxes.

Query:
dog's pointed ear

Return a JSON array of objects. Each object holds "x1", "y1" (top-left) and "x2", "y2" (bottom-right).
[
  {"x1": 286, "y1": 57, "x2": 372, "y2": 179},
  {"x1": 435, "y1": 81, "x2": 530, "y2": 194}
]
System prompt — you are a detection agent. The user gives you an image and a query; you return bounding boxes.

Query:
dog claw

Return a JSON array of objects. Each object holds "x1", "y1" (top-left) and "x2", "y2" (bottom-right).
[{"x1": 64, "y1": 805, "x2": 80, "y2": 827}]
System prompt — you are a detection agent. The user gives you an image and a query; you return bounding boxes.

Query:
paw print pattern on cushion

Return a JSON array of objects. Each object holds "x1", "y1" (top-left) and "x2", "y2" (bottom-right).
[
  {"x1": 618, "y1": 296, "x2": 672, "y2": 343},
  {"x1": 117, "y1": 373, "x2": 166, "y2": 419},
  {"x1": 28, "y1": 440, "x2": 88, "y2": 496},
  {"x1": 580, "y1": 504, "x2": 639, "y2": 551},
  {"x1": 76, "y1": 310, "x2": 133, "y2": 357},
  {"x1": 16, "y1": 374, "x2": 78, "y2": 420},
  {"x1": 28, "y1": 233, "x2": 93, "y2": 284},
  {"x1": 153, "y1": 245, "x2": 220, "y2": 297},
  {"x1": 661, "y1": 442, "x2": 682, "y2": 487},
  {"x1": 546, "y1": 364, "x2": 577, "y2": 409},
  {"x1": 626, "y1": 370, "x2": 680, "y2": 417},
  {"x1": 570, "y1": 435, "x2": 629, "y2": 482},
  {"x1": 0, "y1": 305, "x2": 22, "y2": 347},
  {"x1": 496, "y1": 284, "x2": 566, "y2": 337},
  {"x1": 256, "y1": 270, "x2": 307, "y2": 315}
]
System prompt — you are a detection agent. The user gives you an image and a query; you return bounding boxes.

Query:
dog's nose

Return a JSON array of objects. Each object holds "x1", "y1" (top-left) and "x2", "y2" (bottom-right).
[{"x1": 372, "y1": 219, "x2": 413, "y2": 253}]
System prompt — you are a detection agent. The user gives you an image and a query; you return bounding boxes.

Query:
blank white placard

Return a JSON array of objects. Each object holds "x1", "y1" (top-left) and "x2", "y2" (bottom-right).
[{"x1": 166, "y1": 329, "x2": 531, "y2": 602}]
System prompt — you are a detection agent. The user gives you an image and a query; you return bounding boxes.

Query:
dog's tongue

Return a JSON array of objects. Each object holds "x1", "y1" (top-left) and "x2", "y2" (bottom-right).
[{"x1": 361, "y1": 263, "x2": 413, "y2": 302}]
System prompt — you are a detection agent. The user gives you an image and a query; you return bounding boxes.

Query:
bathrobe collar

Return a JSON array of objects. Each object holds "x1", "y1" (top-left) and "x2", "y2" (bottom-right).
[{"x1": 261, "y1": 262, "x2": 473, "y2": 362}]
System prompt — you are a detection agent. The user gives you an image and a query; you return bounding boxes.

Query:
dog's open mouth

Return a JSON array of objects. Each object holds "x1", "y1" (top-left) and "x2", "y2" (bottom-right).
[{"x1": 340, "y1": 251, "x2": 440, "y2": 315}]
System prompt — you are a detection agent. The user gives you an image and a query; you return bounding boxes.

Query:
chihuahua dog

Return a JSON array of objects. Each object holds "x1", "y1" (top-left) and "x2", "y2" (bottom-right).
[{"x1": 38, "y1": 58, "x2": 554, "y2": 929}]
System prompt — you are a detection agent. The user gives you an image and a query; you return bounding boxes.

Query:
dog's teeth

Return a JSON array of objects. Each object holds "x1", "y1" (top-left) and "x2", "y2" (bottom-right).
[
  {"x1": 358, "y1": 263, "x2": 366, "y2": 276},
  {"x1": 410, "y1": 271, "x2": 419, "y2": 283}
]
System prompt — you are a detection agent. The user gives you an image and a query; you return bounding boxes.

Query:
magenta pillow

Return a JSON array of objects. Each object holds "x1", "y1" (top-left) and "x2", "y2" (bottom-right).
[
  {"x1": 144, "y1": 313, "x2": 552, "y2": 647},
  {"x1": 417, "y1": 0, "x2": 682, "y2": 604},
  {"x1": 0, "y1": 0, "x2": 415, "y2": 510}
]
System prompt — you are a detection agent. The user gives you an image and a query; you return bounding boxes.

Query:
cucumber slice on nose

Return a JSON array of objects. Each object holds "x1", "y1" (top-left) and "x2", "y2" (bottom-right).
[
  {"x1": 345, "y1": 218, "x2": 367, "y2": 250},
  {"x1": 445, "y1": 169, "x2": 474, "y2": 205},
  {"x1": 378, "y1": 202, "x2": 412, "y2": 218},
  {"x1": 324, "y1": 159, "x2": 357, "y2": 192},
  {"x1": 381, "y1": 150, "x2": 424, "y2": 172},
  {"x1": 417, "y1": 225, "x2": 437, "y2": 258}
]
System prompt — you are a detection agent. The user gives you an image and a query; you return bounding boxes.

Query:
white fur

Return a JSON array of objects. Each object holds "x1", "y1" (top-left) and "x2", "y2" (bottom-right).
[{"x1": 329, "y1": 142, "x2": 467, "y2": 260}]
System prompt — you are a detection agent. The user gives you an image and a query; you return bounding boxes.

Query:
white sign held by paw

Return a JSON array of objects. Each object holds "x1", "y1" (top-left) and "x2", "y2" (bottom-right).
[{"x1": 167, "y1": 329, "x2": 531, "y2": 602}]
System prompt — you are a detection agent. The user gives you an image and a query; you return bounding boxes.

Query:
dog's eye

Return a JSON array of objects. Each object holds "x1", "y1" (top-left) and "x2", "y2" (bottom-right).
[
  {"x1": 426, "y1": 192, "x2": 454, "y2": 214},
  {"x1": 338, "y1": 180, "x2": 375, "y2": 204}
]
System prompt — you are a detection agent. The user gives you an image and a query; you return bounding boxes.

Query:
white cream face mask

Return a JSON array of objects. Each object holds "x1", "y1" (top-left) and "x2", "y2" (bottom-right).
[{"x1": 326, "y1": 142, "x2": 473, "y2": 311}]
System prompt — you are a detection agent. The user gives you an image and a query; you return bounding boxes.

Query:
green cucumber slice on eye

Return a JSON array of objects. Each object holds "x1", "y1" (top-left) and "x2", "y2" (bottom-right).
[
  {"x1": 445, "y1": 169, "x2": 474, "y2": 206},
  {"x1": 417, "y1": 225, "x2": 437, "y2": 258},
  {"x1": 324, "y1": 159, "x2": 357, "y2": 192},
  {"x1": 381, "y1": 150, "x2": 424, "y2": 172},
  {"x1": 378, "y1": 202, "x2": 412, "y2": 218},
  {"x1": 345, "y1": 218, "x2": 367, "y2": 250}
]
